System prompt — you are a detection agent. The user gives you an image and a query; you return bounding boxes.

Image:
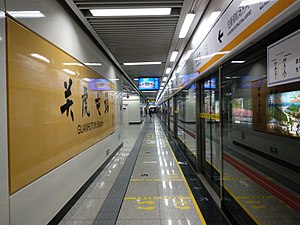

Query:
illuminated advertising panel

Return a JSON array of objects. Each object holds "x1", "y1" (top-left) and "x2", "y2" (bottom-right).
[
  {"x1": 267, "y1": 90, "x2": 300, "y2": 137},
  {"x1": 204, "y1": 78, "x2": 216, "y2": 89},
  {"x1": 138, "y1": 78, "x2": 159, "y2": 90}
]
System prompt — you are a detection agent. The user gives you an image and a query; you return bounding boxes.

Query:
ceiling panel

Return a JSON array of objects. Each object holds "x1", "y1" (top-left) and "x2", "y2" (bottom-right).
[{"x1": 65, "y1": 0, "x2": 191, "y2": 99}]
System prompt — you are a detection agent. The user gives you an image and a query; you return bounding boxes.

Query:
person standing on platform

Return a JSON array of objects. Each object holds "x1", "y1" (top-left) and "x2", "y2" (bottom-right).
[{"x1": 149, "y1": 108, "x2": 152, "y2": 117}]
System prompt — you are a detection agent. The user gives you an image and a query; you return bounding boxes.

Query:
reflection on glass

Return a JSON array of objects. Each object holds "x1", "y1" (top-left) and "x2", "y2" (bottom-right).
[
  {"x1": 222, "y1": 57, "x2": 300, "y2": 224},
  {"x1": 88, "y1": 78, "x2": 111, "y2": 91},
  {"x1": 177, "y1": 85, "x2": 196, "y2": 166},
  {"x1": 201, "y1": 75, "x2": 221, "y2": 195}
]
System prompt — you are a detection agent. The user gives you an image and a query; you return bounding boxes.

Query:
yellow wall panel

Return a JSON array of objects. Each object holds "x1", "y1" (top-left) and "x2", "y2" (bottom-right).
[{"x1": 7, "y1": 18, "x2": 115, "y2": 193}]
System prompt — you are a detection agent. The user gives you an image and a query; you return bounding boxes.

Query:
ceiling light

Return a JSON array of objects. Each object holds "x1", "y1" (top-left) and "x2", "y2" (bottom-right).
[
  {"x1": 84, "y1": 62, "x2": 102, "y2": 66},
  {"x1": 170, "y1": 51, "x2": 178, "y2": 62},
  {"x1": 8, "y1": 11, "x2": 45, "y2": 18},
  {"x1": 90, "y1": 8, "x2": 171, "y2": 17},
  {"x1": 141, "y1": 91, "x2": 157, "y2": 93},
  {"x1": 165, "y1": 67, "x2": 171, "y2": 74},
  {"x1": 161, "y1": 83, "x2": 165, "y2": 86},
  {"x1": 231, "y1": 60, "x2": 245, "y2": 64},
  {"x1": 63, "y1": 69, "x2": 76, "y2": 75},
  {"x1": 176, "y1": 66, "x2": 183, "y2": 74},
  {"x1": 123, "y1": 62, "x2": 161, "y2": 65},
  {"x1": 110, "y1": 78, "x2": 119, "y2": 81},
  {"x1": 30, "y1": 53, "x2": 50, "y2": 63},
  {"x1": 163, "y1": 77, "x2": 168, "y2": 81},
  {"x1": 179, "y1": 13, "x2": 195, "y2": 38},
  {"x1": 134, "y1": 78, "x2": 139, "y2": 80},
  {"x1": 183, "y1": 50, "x2": 194, "y2": 61}
]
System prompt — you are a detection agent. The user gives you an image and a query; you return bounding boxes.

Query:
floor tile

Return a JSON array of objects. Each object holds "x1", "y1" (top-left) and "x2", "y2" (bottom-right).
[
  {"x1": 117, "y1": 200, "x2": 160, "y2": 220},
  {"x1": 158, "y1": 181, "x2": 189, "y2": 196},
  {"x1": 131, "y1": 167, "x2": 159, "y2": 179},
  {"x1": 62, "y1": 198, "x2": 104, "y2": 220},
  {"x1": 58, "y1": 220, "x2": 94, "y2": 225},
  {"x1": 81, "y1": 180, "x2": 114, "y2": 199},
  {"x1": 159, "y1": 198, "x2": 201, "y2": 221},
  {"x1": 125, "y1": 182, "x2": 159, "y2": 197},
  {"x1": 116, "y1": 219, "x2": 161, "y2": 225}
]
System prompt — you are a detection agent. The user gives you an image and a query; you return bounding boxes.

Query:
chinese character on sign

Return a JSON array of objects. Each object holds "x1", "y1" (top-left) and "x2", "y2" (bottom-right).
[
  {"x1": 274, "y1": 61, "x2": 278, "y2": 80},
  {"x1": 60, "y1": 78, "x2": 74, "y2": 121},
  {"x1": 296, "y1": 58, "x2": 300, "y2": 73},
  {"x1": 95, "y1": 92, "x2": 101, "y2": 116},
  {"x1": 282, "y1": 58, "x2": 287, "y2": 77},
  {"x1": 104, "y1": 92, "x2": 109, "y2": 114},
  {"x1": 82, "y1": 85, "x2": 90, "y2": 117}
]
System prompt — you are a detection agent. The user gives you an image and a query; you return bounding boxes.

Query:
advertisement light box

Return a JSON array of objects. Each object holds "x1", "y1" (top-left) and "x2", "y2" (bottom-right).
[
  {"x1": 204, "y1": 78, "x2": 216, "y2": 89},
  {"x1": 138, "y1": 78, "x2": 160, "y2": 90}
]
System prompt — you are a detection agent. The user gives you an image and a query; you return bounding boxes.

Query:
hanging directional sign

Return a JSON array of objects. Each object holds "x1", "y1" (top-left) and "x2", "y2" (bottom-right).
[
  {"x1": 218, "y1": 30, "x2": 224, "y2": 43},
  {"x1": 192, "y1": 0, "x2": 298, "y2": 75}
]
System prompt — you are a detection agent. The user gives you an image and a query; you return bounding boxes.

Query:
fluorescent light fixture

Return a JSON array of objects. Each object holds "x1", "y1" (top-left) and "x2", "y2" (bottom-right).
[
  {"x1": 84, "y1": 62, "x2": 102, "y2": 66},
  {"x1": 183, "y1": 49, "x2": 194, "y2": 61},
  {"x1": 63, "y1": 69, "x2": 76, "y2": 75},
  {"x1": 83, "y1": 78, "x2": 91, "y2": 82},
  {"x1": 30, "y1": 53, "x2": 50, "y2": 63},
  {"x1": 63, "y1": 62, "x2": 83, "y2": 67},
  {"x1": 231, "y1": 60, "x2": 245, "y2": 64},
  {"x1": 134, "y1": 78, "x2": 139, "y2": 80},
  {"x1": 179, "y1": 13, "x2": 195, "y2": 38},
  {"x1": 90, "y1": 8, "x2": 171, "y2": 17},
  {"x1": 160, "y1": 87, "x2": 163, "y2": 89},
  {"x1": 123, "y1": 62, "x2": 161, "y2": 66},
  {"x1": 176, "y1": 66, "x2": 183, "y2": 74},
  {"x1": 110, "y1": 78, "x2": 119, "y2": 81},
  {"x1": 170, "y1": 51, "x2": 178, "y2": 62},
  {"x1": 163, "y1": 77, "x2": 168, "y2": 81},
  {"x1": 165, "y1": 67, "x2": 171, "y2": 74},
  {"x1": 141, "y1": 91, "x2": 157, "y2": 93},
  {"x1": 171, "y1": 75, "x2": 176, "y2": 81},
  {"x1": 161, "y1": 83, "x2": 165, "y2": 86},
  {"x1": 8, "y1": 11, "x2": 45, "y2": 18}
]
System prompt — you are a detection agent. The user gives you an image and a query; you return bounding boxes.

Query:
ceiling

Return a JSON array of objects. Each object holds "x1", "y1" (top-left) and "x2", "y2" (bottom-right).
[{"x1": 64, "y1": 0, "x2": 204, "y2": 100}]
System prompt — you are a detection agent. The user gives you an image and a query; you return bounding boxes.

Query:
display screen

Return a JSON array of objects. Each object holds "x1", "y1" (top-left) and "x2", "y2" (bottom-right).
[
  {"x1": 88, "y1": 78, "x2": 111, "y2": 91},
  {"x1": 267, "y1": 90, "x2": 300, "y2": 137},
  {"x1": 148, "y1": 102, "x2": 156, "y2": 106},
  {"x1": 204, "y1": 78, "x2": 216, "y2": 89},
  {"x1": 138, "y1": 78, "x2": 159, "y2": 90}
]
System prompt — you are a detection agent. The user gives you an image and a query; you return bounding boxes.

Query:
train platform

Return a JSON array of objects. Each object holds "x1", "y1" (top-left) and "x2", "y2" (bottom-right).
[{"x1": 56, "y1": 116, "x2": 229, "y2": 225}]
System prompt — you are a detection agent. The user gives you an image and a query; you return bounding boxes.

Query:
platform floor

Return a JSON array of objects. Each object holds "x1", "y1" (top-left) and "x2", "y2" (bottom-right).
[{"x1": 58, "y1": 116, "x2": 210, "y2": 225}]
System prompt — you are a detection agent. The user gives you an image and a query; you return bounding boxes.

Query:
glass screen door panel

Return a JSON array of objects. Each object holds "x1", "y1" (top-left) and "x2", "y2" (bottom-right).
[
  {"x1": 201, "y1": 75, "x2": 221, "y2": 195},
  {"x1": 177, "y1": 93, "x2": 185, "y2": 146}
]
